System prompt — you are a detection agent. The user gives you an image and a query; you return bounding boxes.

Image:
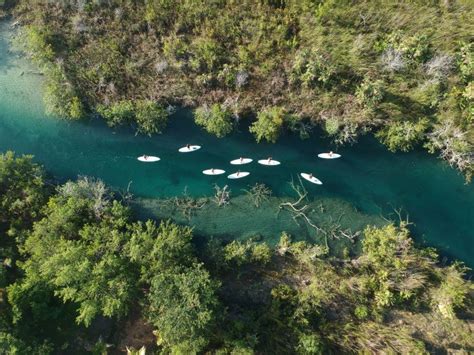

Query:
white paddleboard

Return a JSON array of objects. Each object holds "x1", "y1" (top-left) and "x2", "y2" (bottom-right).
[
  {"x1": 179, "y1": 145, "x2": 201, "y2": 153},
  {"x1": 202, "y1": 169, "x2": 225, "y2": 176},
  {"x1": 230, "y1": 158, "x2": 253, "y2": 165},
  {"x1": 258, "y1": 159, "x2": 280, "y2": 166},
  {"x1": 318, "y1": 152, "x2": 341, "y2": 159},
  {"x1": 137, "y1": 155, "x2": 160, "y2": 162},
  {"x1": 228, "y1": 172, "x2": 250, "y2": 179},
  {"x1": 300, "y1": 173, "x2": 322, "y2": 185}
]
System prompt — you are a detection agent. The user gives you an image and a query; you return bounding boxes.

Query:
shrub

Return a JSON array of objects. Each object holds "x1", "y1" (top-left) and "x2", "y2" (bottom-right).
[
  {"x1": 22, "y1": 25, "x2": 55, "y2": 64},
  {"x1": 134, "y1": 100, "x2": 168, "y2": 135},
  {"x1": 324, "y1": 117, "x2": 340, "y2": 136},
  {"x1": 376, "y1": 118, "x2": 429, "y2": 152},
  {"x1": 194, "y1": 104, "x2": 234, "y2": 138},
  {"x1": 97, "y1": 100, "x2": 135, "y2": 127},
  {"x1": 224, "y1": 240, "x2": 271, "y2": 267},
  {"x1": 456, "y1": 42, "x2": 473, "y2": 83},
  {"x1": 356, "y1": 78, "x2": 385, "y2": 108},
  {"x1": 44, "y1": 65, "x2": 85, "y2": 120},
  {"x1": 377, "y1": 32, "x2": 432, "y2": 63},
  {"x1": 354, "y1": 305, "x2": 369, "y2": 320},
  {"x1": 430, "y1": 263, "x2": 471, "y2": 319},
  {"x1": 250, "y1": 107, "x2": 286, "y2": 143},
  {"x1": 290, "y1": 49, "x2": 335, "y2": 88}
]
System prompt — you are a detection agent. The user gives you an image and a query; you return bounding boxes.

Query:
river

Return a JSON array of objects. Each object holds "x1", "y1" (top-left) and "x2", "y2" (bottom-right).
[{"x1": 1, "y1": 21, "x2": 472, "y2": 266}]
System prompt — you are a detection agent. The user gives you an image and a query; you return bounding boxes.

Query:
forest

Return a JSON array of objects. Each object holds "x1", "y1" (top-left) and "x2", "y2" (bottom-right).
[
  {"x1": 5, "y1": 0, "x2": 474, "y2": 180},
  {"x1": 1, "y1": 151, "x2": 473, "y2": 353}
]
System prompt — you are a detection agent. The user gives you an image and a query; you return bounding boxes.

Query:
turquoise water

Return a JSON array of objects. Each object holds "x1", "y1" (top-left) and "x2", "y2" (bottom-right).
[{"x1": 1, "y1": 21, "x2": 473, "y2": 265}]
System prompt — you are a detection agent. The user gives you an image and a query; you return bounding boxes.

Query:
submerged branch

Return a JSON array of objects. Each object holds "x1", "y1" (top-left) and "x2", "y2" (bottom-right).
[
  {"x1": 243, "y1": 183, "x2": 272, "y2": 208},
  {"x1": 164, "y1": 186, "x2": 208, "y2": 220},
  {"x1": 213, "y1": 184, "x2": 231, "y2": 207}
]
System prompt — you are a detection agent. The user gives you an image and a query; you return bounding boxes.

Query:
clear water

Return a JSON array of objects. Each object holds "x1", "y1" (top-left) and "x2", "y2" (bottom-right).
[{"x1": 1, "y1": 21, "x2": 473, "y2": 265}]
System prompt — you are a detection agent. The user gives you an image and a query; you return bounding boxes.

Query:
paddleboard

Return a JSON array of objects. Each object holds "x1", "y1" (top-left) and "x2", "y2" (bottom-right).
[
  {"x1": 300, "y1": 173, "x2": 322, "y2": 185},
  {"x1": 258, "y1": 159, "x2": 280, "y2": 166},
  {"x1": 179, "y1": 145, "x2": 201, "y2": 153},
  {"x1": 318, "y1": 152, "x2": 341, "y2": 159},
  {"x1": 137, "y1": 155, "x2": 160, "y2": 162},
  {"x1": 228, "y1": 172, "x2": 250, "y2": 179},
  {"x1": 230, "y1": 158, "x2": 253, "y2": 165},
  {"x1": 202, "y1": 169, "x2": 225, "y2": 176}
]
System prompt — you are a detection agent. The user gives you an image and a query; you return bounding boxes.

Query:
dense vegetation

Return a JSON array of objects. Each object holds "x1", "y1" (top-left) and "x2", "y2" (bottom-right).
[
  {"x1": 8, "y1": 0, "x2": 474, "y2": 180},
  {"x1": 1, "y1": 151, "x2": 473, "y2": 353}
]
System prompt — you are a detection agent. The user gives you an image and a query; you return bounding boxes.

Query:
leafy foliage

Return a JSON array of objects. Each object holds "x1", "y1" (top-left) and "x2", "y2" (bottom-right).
[
  {"x1": 223, "y1": 240, "x2": 272, "y2": 267},
  {"x1": 0, "y1": 151, "x2": 47, "y2": 237},
  {"x1": 134, "y1": 100, "x2": 169, "y2": 135},
  {"x1": 98, "y1": 100, "x2": 169, "y2": 135},
  {"x1": 376, "y1": 118, "x2": 429, "y2": 152},
  {"x1": 97, "y1": 100, "x2": 135, "y2": 127},
  {"x1": 19, "y1": 179, "x2": 137, "y2": 326},
  {"x1": 147, "y1": 264, "x2": 220, "y2": 353},
  {"x1": 249, "y1": 107, "x2": 286, "y2": 143},
  {"x1": 126, "y1": 220, "x2": 195, "y2": 281},
  {"x1": 194, "y1": 103, "x2": 234, "y2": 138}
]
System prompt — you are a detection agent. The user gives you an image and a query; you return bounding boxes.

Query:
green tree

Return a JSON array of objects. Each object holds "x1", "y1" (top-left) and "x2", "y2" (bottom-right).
[
  {"x1": 430, "y1": 263, "x2": 472, "y2": 319},
  {"x1": 22, "y1": 25, "x2": 55, "y2": 64},
  {"x1": 18, "y1": 179, "x2": 137, "y2": 326},
  {"x1": 97, "y1": 100, "x2": 135, "y2": 127},
  {"x1": 43, "y1": 65, "x2": 85, "y2": 120},
  {"x1": 126, "y1": 220, "x2": 195, "y2": 281},
  {"x1": 134, "y1": 100, "x2": 168, "y2": 135},
  {"x1": 223, "y1": 240, "x2": 271, "y2": 267},
  {"x1": 376, "y1": 118, "x2": 429, "y2": 152},
  {"x1": 361, "y1": 224, "x2": 435, "y2": 309},
  {"x1": 249, "y1": 107, "x2": 286, "y2": 143},
  {"x1": 147, "y1": 264, "x2": 220, "y2": 353},
  {"x1": 356, "y1": 78, "x2": 385, "y2": 108},
  {"x1": 194, "y1": 104, "x2": 234, "y2": 138},
  {"x1": 0, "y1": 152, "x2": 47, "y2": 238}
]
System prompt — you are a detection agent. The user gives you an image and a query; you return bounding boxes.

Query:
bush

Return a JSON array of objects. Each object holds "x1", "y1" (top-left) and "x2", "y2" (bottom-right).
[
  {"x1": 376, "y1": 32, "x2": 432, "y2": 63},
  {"x1": 97, "y1": 100, "x2": 135, "y2": 127},
  {"x1": 354, "y1": 305, "x2": 369, "y2": 320},
  {"x1": 194, "y1": 104, "x2": 234, "y2": 137},
  {"x1": 249, "y1": 107, "x2": 286, "y2": 143},
  {"x1": 97, "y1": 100, "x2": 168, "y2": 134},
  {"x1": 376, "y1": 118, "x2": 429, "y2": 152},
  {"x1": 224, "y1": 240, "x2": 271, "y2": 267},
  {"x1": 44, "y1": 65, "x2": 85, "y2": 120},
  {"x1": 290, "y1": 49, "x2": 335, "y2": 88},
  {"x1": 147, "y1": 264, "x2": 220, "y2": 353},
  {"x1": 134, "y1": 100, "x2": 168, "y2": 135},
  {"x1": 22, "y1": 25, "x2": 55, "y2": 64},
  {"x1": 356, "y1": 78, "x2": 385, "y2": 108},
  {"x1": 297, "y1": 334, "x2": 325, "y2": 355}
]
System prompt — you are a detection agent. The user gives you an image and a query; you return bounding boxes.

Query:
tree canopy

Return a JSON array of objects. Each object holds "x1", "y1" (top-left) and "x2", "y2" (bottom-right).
[{"x1": 194, "y1": 103, "x2": 234, "y2": 138}]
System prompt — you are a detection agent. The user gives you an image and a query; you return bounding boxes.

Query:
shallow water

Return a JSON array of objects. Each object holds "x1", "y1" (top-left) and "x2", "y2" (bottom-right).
[{"x1": 0, "y1": 21, "x2": 473, "y2": 265}]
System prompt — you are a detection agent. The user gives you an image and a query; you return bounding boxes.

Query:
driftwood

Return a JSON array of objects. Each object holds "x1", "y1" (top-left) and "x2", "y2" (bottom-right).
[
  {"x1": 213, "y1": 184, "x2": 231, "y2": 207},
  {"x1": 278, "y1": 177, "x2": 326, "y2": 236},
  {"x1": 279, "y1": 177, "x2": 360, "y2": 246},
  {"x1": 117, "y1": 180, "x2": 134, "y2": 205},
  {"x1": 164, "y1": 187, "x2": 207, "y2": 220}
]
